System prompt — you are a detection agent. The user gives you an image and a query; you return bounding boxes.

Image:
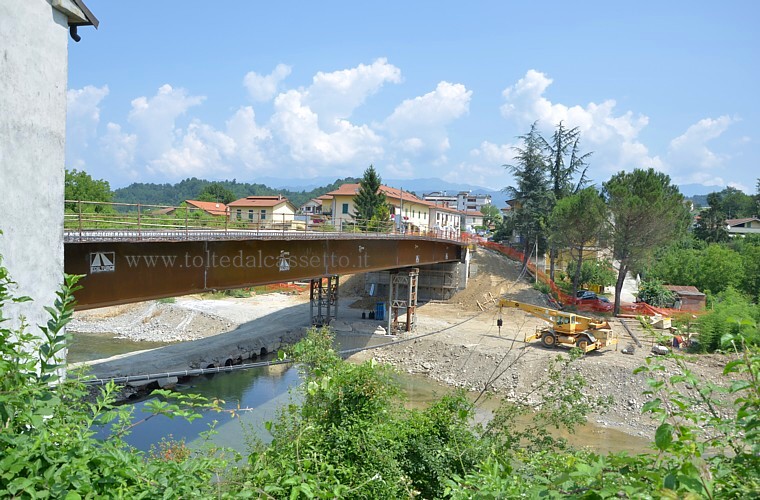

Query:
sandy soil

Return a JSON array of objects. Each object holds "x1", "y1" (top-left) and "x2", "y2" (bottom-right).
[{"x1": 69, "y1": 247, "x2": 732, "y2": 439}]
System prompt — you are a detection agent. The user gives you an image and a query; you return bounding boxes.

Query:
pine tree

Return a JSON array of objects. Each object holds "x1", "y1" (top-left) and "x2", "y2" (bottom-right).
[
  {"x1": 505, "y1": 123, "x2": 552, "y2": 270},
  {"x1": 354, "y1": 165, "x2": 388, "y2": 223}
]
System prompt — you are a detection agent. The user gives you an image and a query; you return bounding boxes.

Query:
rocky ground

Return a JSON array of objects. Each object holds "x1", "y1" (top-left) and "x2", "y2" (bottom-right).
[{"x1": 70, "y1": 247, "x2": 733, "y2": 440}]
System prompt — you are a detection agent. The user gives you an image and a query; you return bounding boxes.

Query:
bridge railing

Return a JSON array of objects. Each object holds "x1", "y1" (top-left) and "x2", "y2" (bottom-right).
[{"x1": 64, "y1": 200, "x2": 473, "y2": 244}]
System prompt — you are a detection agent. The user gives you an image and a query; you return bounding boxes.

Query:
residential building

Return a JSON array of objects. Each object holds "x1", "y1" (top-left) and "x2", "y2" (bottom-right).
[
  {"x1": 422, "y1": 191, "x2": 457, "y2": 209},
  {"x1": 228, "y1": 195, "x2": 297, "y2": 227},
  {"x1": 456, "y1": 191, "x2": 492, "y2": 212},
  {"x1": 726, "y1": 217, "x2": 760, "y2": 236},
  {"x1": 428, "y1": 203, "x2": 462, "y2": 234},
  {"x1": 325, "y1": 183, "x2": 440, "y2": 231},
  {"x1": 300, "y1": 198, "x2": 323, "y2": 215}
]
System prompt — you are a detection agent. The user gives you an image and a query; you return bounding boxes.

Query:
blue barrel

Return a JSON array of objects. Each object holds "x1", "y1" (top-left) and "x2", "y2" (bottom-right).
[{"x1": 375, "y1": 302, "x2": 385, "y2": 321}]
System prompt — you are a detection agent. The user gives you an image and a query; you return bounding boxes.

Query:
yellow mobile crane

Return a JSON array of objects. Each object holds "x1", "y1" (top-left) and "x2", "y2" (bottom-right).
[{"x1": 496, "y1": 299, "x2": 617, "y2": 353}]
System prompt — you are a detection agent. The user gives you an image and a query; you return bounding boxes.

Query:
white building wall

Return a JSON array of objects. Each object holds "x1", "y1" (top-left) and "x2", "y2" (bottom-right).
[{"x1": 0, "y1": 1, "x2": 68, "y2": 333}]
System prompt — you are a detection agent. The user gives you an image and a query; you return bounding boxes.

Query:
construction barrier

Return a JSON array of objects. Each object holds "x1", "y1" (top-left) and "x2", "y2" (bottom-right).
[{"x1": 480, "y1": 241, "x2": 694, "y2": 318}]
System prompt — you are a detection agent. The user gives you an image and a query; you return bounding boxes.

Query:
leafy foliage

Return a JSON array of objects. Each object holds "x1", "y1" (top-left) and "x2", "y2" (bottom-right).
[
  {"x1": 64, "y1": 168, "x2": 113, "y2": 212},
  {"x1": 565, "y1": 258, "x2": 617, "y2": 288},
  {"x1": 696, "y1": 288, "x2": 760, "y2": 352},
  {"x1": 603, "y1": 168, "x2": 690, "y2": 314},
  {"x1": 197, "y1": 181, "x2": 236, "y2": 204},
  {"x1": 637, "y1": 278, "x2": 676, "y2": 307},
  {"x1": 549, "y1": 186, "x2": 609, "y2": 297}
]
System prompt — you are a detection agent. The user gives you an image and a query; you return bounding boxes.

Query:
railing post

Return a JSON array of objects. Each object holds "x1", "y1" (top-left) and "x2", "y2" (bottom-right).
[
  {"x1": 137, "y1": 203, "x2": 142, "y2": 240},
  {"x1": 185, "y1": 206, "x2": 189, "y2": 240},
  {"x1": 77, "y1": 199, "x2": 83, "y2": 241}
]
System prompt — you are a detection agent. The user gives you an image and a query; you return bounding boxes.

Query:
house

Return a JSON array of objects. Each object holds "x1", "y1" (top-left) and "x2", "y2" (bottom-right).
[
  {"x1": 664, "y1": 285, "x2": 706, "y2": 312},
  {"x1": 300, "y1": 198, "x2": 323, "y2": 215},
  {"x1": 325, "y1": 183, "x2": 435, "y2": 231},
  {"x1": 228, "y1": 195, "x2": 297, "y2": 227},
  {"x1": 427, "y1": 203, "x2": 463, "y2": 234},
  {"x1": 726, "y1": 217, "x2": 760, "y2": 236},
  {"x1": 184, "y1": 200, "x2": 228, "y2": 217},
  {"x1": 463, "y1": 210, "x2": 485, "y2": 231}
]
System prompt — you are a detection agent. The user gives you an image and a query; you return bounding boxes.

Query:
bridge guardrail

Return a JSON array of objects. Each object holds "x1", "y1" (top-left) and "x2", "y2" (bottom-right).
[{"x1": 64, "y1": 200, "x2": 473, "y2": 244}]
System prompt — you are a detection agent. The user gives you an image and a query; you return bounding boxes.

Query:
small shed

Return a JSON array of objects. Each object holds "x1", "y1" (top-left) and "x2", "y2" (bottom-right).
[{"x1": 664, "y1": 285, "x2": 706, "y2": 312}]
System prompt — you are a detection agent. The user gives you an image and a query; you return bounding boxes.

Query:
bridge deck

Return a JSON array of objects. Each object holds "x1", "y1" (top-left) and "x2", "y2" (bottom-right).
[{"x1": 65, "y1": 230, "x2": 467, "y2": 309}]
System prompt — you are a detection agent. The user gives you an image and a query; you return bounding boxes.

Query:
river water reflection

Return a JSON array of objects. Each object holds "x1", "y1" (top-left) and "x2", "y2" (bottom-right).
[{"x1": 79, "y1": 334, "x2": 651, "y2": 456}]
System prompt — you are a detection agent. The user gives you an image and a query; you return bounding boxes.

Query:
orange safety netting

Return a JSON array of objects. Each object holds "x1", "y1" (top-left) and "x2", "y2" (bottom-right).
[
  {"x1": 262, "y1": 283, "x2": 308, "y2": 293},
  {"x1": 480, "y1": 241, "x2": 693, "y2": 318}
]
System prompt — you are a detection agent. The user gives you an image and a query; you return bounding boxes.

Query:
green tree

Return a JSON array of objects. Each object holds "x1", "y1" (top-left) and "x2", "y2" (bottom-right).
[
  {"x1": 696, "y1": 243, "x2": 743, "y2": 294},
  {"x1": 603, "y1": 168, "x2": 690, "y2": 315},
  {"x1": 197, "y1": 182, "x2": 236, "y2": 204},
  {"x1": 64, "y1": 168, "x2": 112, "y2": 211},
  {"x1": 694, "y1": 187, "x2": 756, "y2": 242},
  {"x1": 740, "y1": 241, "x2": 760, "y2": 302},
  {"x1": 479, "y1": 203, "x2": 502, "y2": 228},
  {"x1": 548, "y1": 186, "x2": 608, "y2": 298},
  {"x1": 541, "y1": 122, "x2": 592, "y2": 280},
  {"x1": 353, "y1": 165, "x2": 388, "y2": 226},
  {"x1": 505, "y1": 123, "x2": 552, "y2": 270}
]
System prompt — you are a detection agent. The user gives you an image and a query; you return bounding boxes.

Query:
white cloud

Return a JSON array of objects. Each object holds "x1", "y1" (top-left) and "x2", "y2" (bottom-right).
[
  {"x1": 66, "y1": 85, "x2": 109, "y2": 167},
  {"x1": 382, "y1": 81, "x2": 472, "y2": 164},
  {"x1": 305, "y1": 58, "x2": 402, "y2": 124},
  {"x1": 271, "y1": 89, "x2": 384, "y2": 165},
  {"x1": 148, "y1": 121, "x2": 236, "y2": 178},
  {"x1": 100, "y1": 122, "x2": 137, "y2": 177},
  {"x1": 668, "y1": 116, "x2": 733, "y2": 169},
  {"x1": 499, "y1": 70, "x2": 660, "y2": 175},
  {"x1": 225, "y1": 106, "x2": 272, "y2": 170},
  {"x1": 128, "y1": 84, "x2": 205, "y2": 159},
  {"x1": 243, "y1": 64, "x2": 292, "y2": 102}
]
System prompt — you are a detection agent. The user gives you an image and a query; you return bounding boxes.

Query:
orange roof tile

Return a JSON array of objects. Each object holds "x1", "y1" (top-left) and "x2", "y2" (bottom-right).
[{"x1": 184, "y1": 200, "x2": 228, "y2": 216}]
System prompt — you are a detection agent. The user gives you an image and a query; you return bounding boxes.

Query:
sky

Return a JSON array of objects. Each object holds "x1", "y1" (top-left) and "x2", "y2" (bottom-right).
[{"x1": 66, "y1": 1, "x2": 759, "y2": 194}]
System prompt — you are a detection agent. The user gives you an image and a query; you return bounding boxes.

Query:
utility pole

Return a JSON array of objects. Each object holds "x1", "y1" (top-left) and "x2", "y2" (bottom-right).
[{"x1": 535, "y1": 239, "x2": 539, "y2": 284}]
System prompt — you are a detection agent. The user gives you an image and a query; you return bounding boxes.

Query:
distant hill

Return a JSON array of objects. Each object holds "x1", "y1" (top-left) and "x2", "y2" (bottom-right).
[
  {"x1": 114, "y1": 176, "x2": 510, "y2": 209},
  {"x1": 113, "y1": 177, "x2": 360, "y2": 209}
]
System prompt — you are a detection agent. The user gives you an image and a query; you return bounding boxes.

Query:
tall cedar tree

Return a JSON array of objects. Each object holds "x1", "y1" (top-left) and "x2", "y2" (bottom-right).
[
  {"x1": 548, "y1": 186, "x2": 608, "y2": 300},
  {"x1": 505, "y1": 123, "x2": 552, "y2": 270},
  {"x1": 540, "y1": 122, "x2": 592, "y2": 281},
  {"x1": 603, "y1": 168, "x2": 690, "y2": 315},
  {"x1": 354, "y1": 165, "x2": 387, "y2": 222}
]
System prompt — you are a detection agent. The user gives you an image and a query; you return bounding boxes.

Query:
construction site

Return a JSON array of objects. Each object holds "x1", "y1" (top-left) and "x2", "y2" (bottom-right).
[{"x1": 69, "y1": 245, "x2": 733, "y2": 442}]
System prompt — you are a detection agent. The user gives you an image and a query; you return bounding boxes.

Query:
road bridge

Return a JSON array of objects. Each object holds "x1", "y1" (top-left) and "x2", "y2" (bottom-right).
[{"x1": 65, "y1": 228, "x2": 467, "y2": 310}]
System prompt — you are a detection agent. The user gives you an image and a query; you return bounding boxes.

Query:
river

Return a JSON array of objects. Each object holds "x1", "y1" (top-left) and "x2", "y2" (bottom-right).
[{"x1": 70, "y1": 332, "x2": 652, "y2": 456}]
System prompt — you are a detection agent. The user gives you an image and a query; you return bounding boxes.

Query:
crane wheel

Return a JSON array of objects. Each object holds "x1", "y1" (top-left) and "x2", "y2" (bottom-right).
[
  {"x1": 576, "y1": 337, "x2": 590, "y2": 352},
  {"x1": 541, "y1": 332, "x2": 557, "y2": 348}
]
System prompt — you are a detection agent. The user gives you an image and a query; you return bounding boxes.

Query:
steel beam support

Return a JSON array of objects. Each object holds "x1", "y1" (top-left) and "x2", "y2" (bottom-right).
[
  {"x1": 310, "y1": 275, "x2": 338, "y2": 327},
  {"x1": 388, "y1": 268, "x2": 419, "y2": 334}
]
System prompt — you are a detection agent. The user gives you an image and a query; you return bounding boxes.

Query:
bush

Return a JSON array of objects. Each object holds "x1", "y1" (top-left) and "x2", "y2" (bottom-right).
[
  {"x1": 637, "y1": 279, "x2": 676, "y2": 307},
  {"x1": 696, "y1": 287, "x2": 760, "y2": 352}
]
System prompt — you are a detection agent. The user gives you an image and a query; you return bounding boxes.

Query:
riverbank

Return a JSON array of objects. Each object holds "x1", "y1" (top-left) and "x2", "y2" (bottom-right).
[{"x1": 69, "y1": 248, "x2": 732, "y2": 440}]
